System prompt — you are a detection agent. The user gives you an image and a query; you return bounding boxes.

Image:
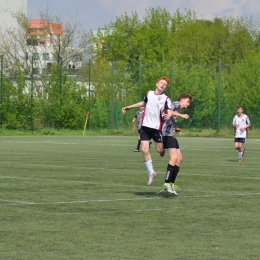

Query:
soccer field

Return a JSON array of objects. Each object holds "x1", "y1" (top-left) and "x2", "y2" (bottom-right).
[{"x1": 0, "y1": 135, "x2": 259, "y2": 260}]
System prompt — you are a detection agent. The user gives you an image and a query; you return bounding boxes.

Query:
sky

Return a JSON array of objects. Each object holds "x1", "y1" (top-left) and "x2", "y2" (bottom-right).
[{"x1": 27, "y1": 0, "x2": 260, "y2": 32}]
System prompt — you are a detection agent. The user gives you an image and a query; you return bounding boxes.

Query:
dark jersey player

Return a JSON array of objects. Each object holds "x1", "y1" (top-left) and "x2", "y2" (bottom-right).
[
  {"x1": 160, "y1": 93, "x2": 192, "y2": 195},
  {"x1": 132, "y1": 106, "x2": 144, "y2": 152}
]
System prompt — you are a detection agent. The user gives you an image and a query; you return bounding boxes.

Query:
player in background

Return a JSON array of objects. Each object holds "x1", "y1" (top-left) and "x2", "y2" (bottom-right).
[
  {"x1": 160, "y1": 94, "x2": 192, "y2": 195},
  {"x1": 233, "y1": 105, "x2": 251, "y2": 162},
  {"x1": 122, "y1": 76, "x2": 171, "y2": 186},
  {"x1": 132, "y1": 106, "x2": 145, "y2": 152},
  {"x1": 132, "y1": 106, "x2": 152, "y2": 152}
]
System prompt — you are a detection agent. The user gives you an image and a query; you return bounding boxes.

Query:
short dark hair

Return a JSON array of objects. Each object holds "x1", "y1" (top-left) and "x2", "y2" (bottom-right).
[
  {"x1": 237, "y1": 105, "x2": 243, "y2": 109},
  {"x1": 178, "y1": 93, "x2": 192, "y2": 101}
]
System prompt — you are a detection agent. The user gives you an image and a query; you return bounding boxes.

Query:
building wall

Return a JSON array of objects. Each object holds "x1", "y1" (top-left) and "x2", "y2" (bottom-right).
[
  {"x1": 28, "y1": 19, "x2": 63, "y2": 47},
  {"x1": 0, "y1": 0, "x2": 27, "y2": 30}
]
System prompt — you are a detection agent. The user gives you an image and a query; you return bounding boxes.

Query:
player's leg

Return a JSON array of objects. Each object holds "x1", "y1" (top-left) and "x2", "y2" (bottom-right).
[
  {"x1": 141, "y1": 140, "x2": 151, "y2": 161},
  {"x1": 153, "y1": 131, "x2": 165, "y2": 157},
  {"x1": 140, "y1": 127, "x2": 157, "y2": 185},
  {"x1": 155, "y1": 142, "x2": 164, "y2": 155},
  {"x1": 237, "y1": 139, "x2": 245, "y2": 162},
  {"x1": 134, "y1": 132, "x2": 141, "y2": 152},
  {"x1": 161, "y1": 136, "x2": 178, "y2": 195},
  {"x1": 176, "y1": 149, "x2": 183, "y2": 167},
  {"x1": 170, "y1": 139, "x2": 180, "y2": 195},
  {"x1": 171, "y1": 149, "x2": 182, "y2": 184},
  {"x1": 234, "y1": 139, "x2": 241, "y2": 162}
]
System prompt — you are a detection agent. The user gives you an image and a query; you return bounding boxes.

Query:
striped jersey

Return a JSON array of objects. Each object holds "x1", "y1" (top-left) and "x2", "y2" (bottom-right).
[
  {"x1": 162, "y1": 101, "x2": 180, "y2": 137},
  {"x1": 142, "y1": 91, "x2": 171, "y2": 130},
  {"x1": 134, "y1": 110, "x2": 144, "y2": 130},
  {"x1": 233, "y1": 114, "x2": 250, "y2": 138}
]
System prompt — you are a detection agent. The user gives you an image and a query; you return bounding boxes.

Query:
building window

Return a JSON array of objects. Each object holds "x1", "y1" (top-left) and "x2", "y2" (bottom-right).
[
  {"x1": 73, "y1": 55, "x2": 82, "y2": 62},
  {"x1": 42, "y1": 53, "x2": 49, "y2": 61},
  {"x1": 33, "y1": 53, "x2": 40, "y2": 60}
]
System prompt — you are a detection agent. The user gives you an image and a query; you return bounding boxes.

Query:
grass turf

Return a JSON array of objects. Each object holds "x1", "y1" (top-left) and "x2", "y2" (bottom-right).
[{"x1": 0, "y1": 135, "x2": 259, "y2": 259}]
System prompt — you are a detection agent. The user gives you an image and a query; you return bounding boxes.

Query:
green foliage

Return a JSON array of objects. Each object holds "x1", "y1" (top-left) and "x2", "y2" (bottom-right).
[
  {"x1": 92, "y1": 8, "x2": 260, "y2": 66},
  {"x1": 1, "y1": 8, "x2": 260, "y2": 130},
  {"x1": 89, "y1": 102, "x2": 110, "y2": 129}
]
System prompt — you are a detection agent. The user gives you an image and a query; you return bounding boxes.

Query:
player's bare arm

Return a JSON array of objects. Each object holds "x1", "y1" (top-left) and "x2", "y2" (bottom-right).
[
  {"x1": 240, "y1": 124, "x2": 251, "y2": 131},
  {"x1": 122, "y1": 101, "x2": 146, "y2": 114},
  {"x1": 164, "y1": 110, "x2": 189, "y2": 120}
]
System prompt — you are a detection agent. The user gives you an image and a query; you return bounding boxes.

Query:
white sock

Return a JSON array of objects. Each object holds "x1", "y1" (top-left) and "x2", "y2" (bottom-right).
[
  {"x1": 144, "y1": 160, "x2": 154, "y2": 175},
  {"x1": 238, "y1": 152, "x2": 243, "y2": 159}
]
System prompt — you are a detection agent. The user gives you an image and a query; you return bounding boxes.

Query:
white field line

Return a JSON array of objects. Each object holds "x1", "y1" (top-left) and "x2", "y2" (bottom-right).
[
  {"x1": 1, "y1": 192, "x2": 260, "y2": 207},
  {"x1": 0, "y1": 199, "x2": 35, "y2": 205},
  {"x1": 0, "y1": 197, "x2": 156, "y2": 206},
  {"x1": 1, "y1": 170, "x2": 260, "y2": 189},
  {"x1": 2, "y1": 140, "x2": 260, "y2": 151},
  {"x1": 0, "y1": 175, "x2": 144, "y2": 188}
]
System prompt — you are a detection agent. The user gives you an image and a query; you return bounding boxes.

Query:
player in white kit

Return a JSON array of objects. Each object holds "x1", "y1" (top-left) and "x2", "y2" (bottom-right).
[
  {"x1": 122, "y1": 76, "x2": 171, "y2": 186},
  {"x1": 232, "y1": 105, "x2": 251, "y2": 162}
]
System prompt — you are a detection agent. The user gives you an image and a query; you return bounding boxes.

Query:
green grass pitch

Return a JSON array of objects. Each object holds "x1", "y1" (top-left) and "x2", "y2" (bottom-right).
[{"x1": 0, "y1": 135, "x2": 259, "y2": 259}]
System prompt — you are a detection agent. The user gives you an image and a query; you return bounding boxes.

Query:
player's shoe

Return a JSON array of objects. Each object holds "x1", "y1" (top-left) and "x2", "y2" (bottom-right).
[
  {"x1": 160, "y1": 150, "x2": 165, "y2": 157},
  {"x1": 134, "y1": 149, "x2": 139, "y2": 152},
  {"x1": 147, "y1": 172, "x2": 157, "y2": 186},
  {"x1": 238, "y1": 158, "x2": 242, "y2": 162},
  {"x1": 162, "y1": 183, "x2": 175, "y2": 194},
  {"x1": 242, "y1": 148, "x2": 245, "y2": 157},
  {"x1": 171, "y1": 183, "x2": 178, "y2": 196}
]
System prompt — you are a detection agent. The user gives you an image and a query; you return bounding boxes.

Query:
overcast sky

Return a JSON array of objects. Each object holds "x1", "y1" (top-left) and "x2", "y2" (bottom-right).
[{"x1": 27, "y1": 0, "x2": 260, "y2": 32}]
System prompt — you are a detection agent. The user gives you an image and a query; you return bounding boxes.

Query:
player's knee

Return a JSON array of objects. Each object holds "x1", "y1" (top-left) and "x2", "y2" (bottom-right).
[
  {"x1": 155, "y1": 145, "x2": 163, "y2": 153},
  {"x1": 141, "y1": 147, "x2": 149, "y2": 155},
  {"x1": 178, "y1": 155, "x2": 183, "y2": 163}
]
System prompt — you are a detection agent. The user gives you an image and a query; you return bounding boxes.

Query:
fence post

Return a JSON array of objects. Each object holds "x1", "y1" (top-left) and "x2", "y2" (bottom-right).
[
  {"x1": 0, "y1": 55, "x2": 3, "y2": 128},
  {"x1": 217, "y1": 58, "x2": 221, "y2": 132},
  {"x1": 30, "y1": 56, "x2": 34, "y2": 132},
  {"x1": 170, "y1": 61, "x2": 173, "y2": 100},
  {"x1": 110, "y1": 61, "x2": 115, "y2": 129},
  {"x1": 138, "y1": 61, "x2": 142, "y2": 100},
  {"x1": 88, "y1": 59, "x2": 91, "y2": 129},
  {"x1": 116, "y1": 102, "x2": 118, "y2": 130},
  {"x1": 59, "y1": 57, "x2": 62, "y2": 130}
]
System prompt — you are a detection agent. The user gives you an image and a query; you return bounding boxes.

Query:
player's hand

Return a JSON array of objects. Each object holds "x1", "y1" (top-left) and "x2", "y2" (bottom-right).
[
  {"x1": 240, "y1": 126, "x2": 245, "y2": 131},
  {"x1": 122, "y1": 107, "x2": 130, "y2": 114},
  {"x1": 163, "y1": 113, "x2": 172, "y2": 120},
  {"x1": 176, "y1": 128, "x2": 182, "y2": 134},
  {"x1": 181, "y1": 114, "x2": 189, "y2": 119}
]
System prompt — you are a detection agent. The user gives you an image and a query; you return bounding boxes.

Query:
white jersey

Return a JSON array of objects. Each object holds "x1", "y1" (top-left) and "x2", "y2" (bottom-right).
[
  {"x1": 233, "y1": 114, "x2": 250, "y2": 138},
  {"x1": 142, "y1": 91, "x2": 171, "y2": 130}
]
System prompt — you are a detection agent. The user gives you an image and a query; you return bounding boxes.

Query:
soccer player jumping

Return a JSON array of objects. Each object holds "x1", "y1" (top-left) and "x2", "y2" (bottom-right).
[
  {"x1": 233, "y1": 105, "x2": 251, "y2": 162},
  {"x1": 122, "y1": 76, "x2": 171, "y2": 186}
]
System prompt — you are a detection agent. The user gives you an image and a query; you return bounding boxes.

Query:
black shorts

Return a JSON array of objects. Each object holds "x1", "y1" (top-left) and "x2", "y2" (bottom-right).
[
  {"x1": 140, "y1": 126, "x2": 163, "y2": 143},
  {"x1": 234, "y1": 138, "x2": 246, "y2": 143},
  {"x1": 163, "y1": 136, "x2": 180, "y2": 150}
]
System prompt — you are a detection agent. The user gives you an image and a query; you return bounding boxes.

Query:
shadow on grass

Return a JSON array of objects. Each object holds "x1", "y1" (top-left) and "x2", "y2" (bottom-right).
[
  {"x1": 227, "y1": 159, "x2": 239, "y2": 162},
  {"x1": 134, "y1": 191, "x2": 176, "y2": 199}
]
